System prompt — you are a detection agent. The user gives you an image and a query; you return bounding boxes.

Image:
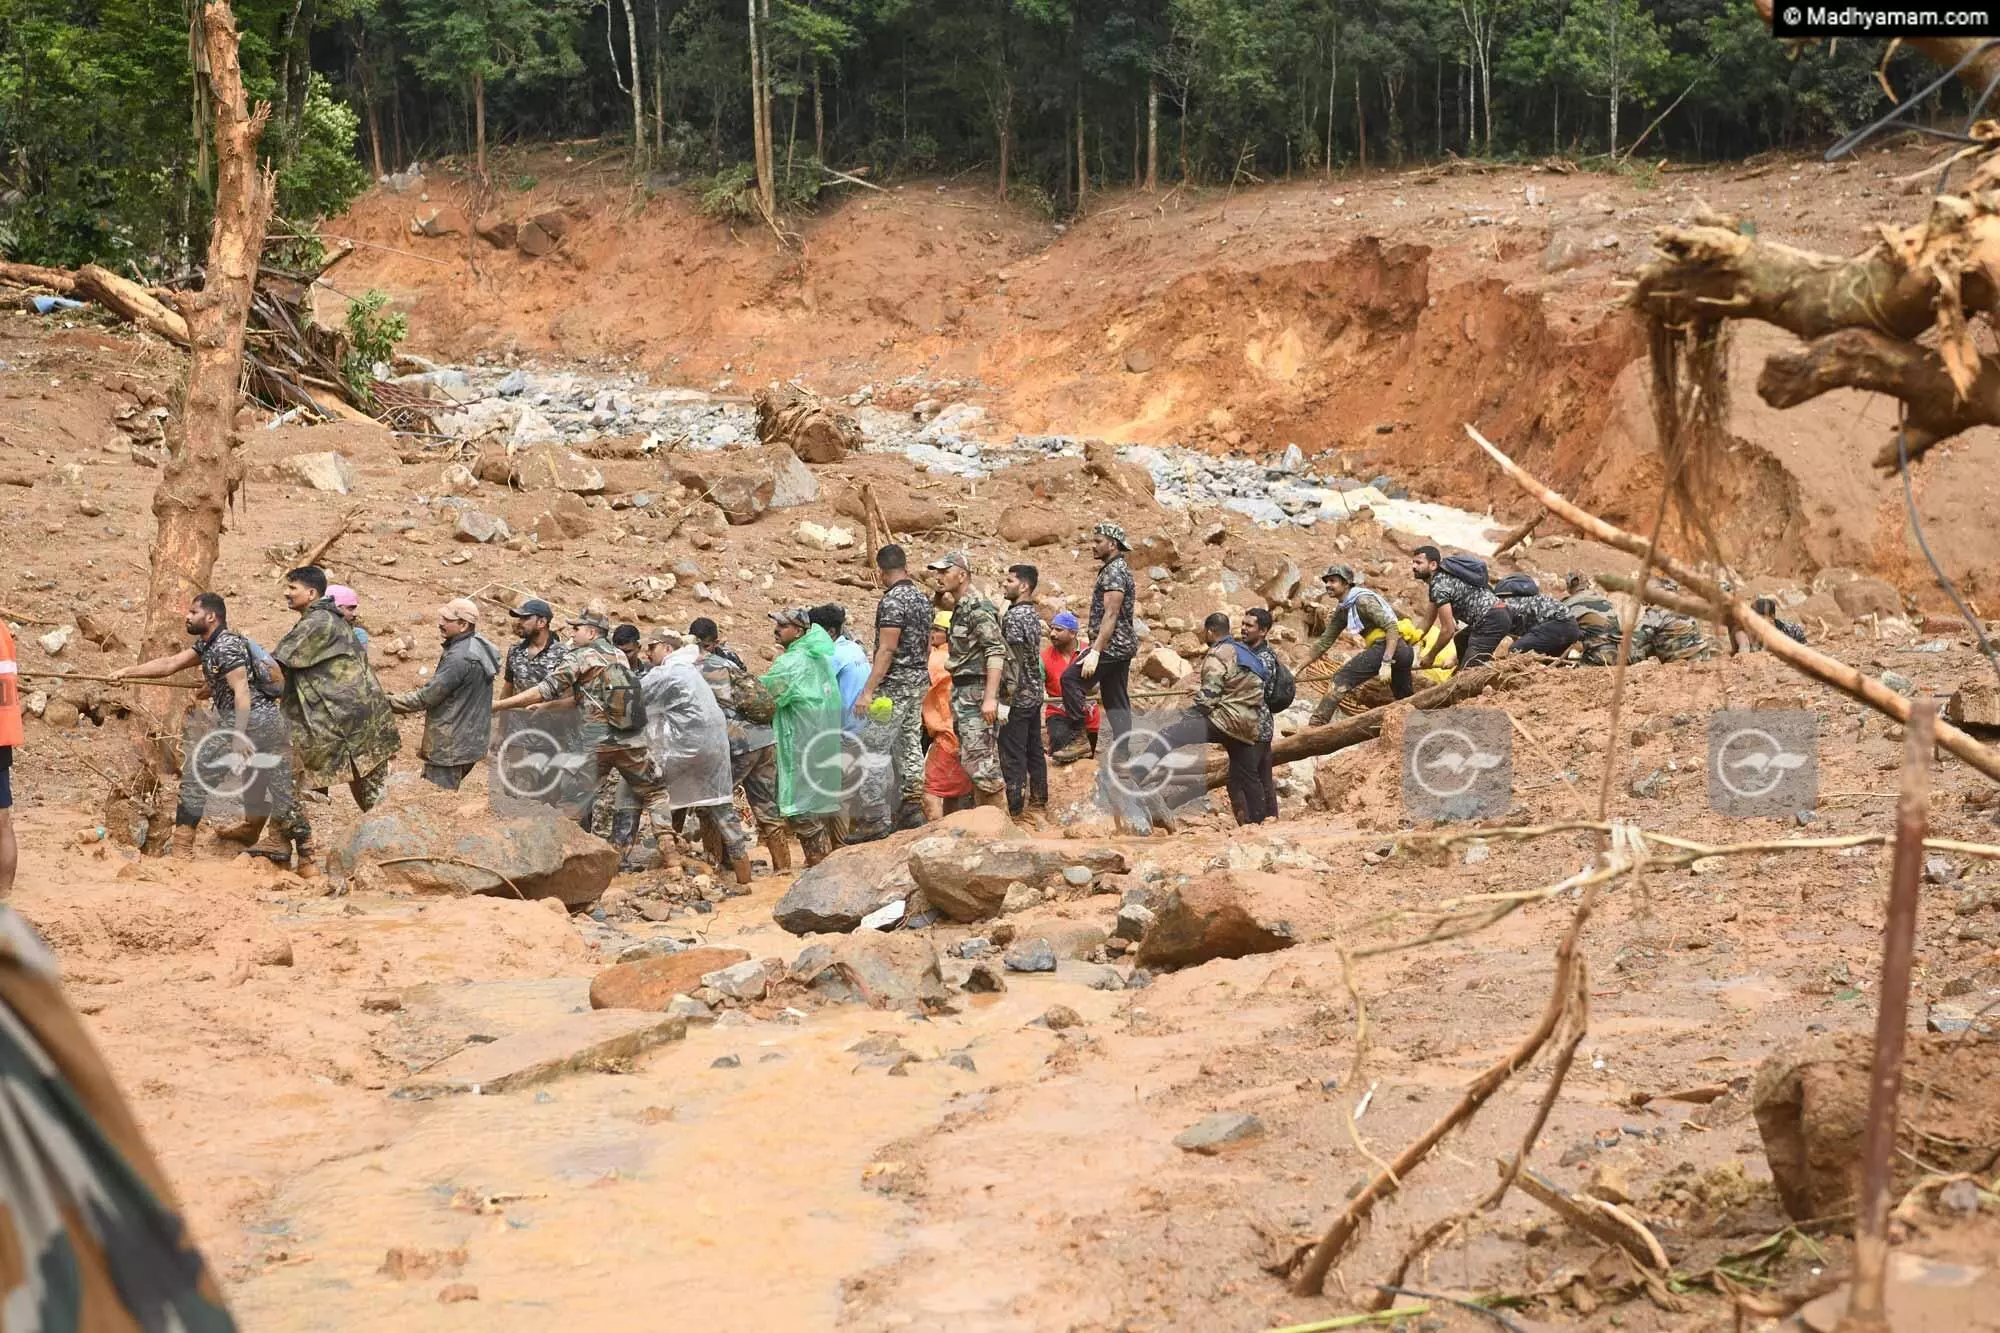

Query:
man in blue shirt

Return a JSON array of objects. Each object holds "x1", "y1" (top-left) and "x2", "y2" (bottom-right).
[{"x1": 809, "y1": 604, "x2": 871, "y2": 732}]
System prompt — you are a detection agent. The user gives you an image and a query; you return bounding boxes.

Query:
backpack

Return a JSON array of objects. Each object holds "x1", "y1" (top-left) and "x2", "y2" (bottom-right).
[
  {"x1": 1264, "y1": 658, "x2": 1297, "y2": 713},
  {"x1": 1493, "y1": 573, "x2": 1539, "y2": 598},
  {"x1": 245, "y1": 639, "x2": 285, "y2": 699},
  {"x1": 594, "y1": 650, "x2": 649, "y2": 733},
  {"x1": 733, "y1": 668, "x2": 777, "y2": 725},
  {"x1": 1440, "y1": 553, "x2": 1490, "y2": 588}
]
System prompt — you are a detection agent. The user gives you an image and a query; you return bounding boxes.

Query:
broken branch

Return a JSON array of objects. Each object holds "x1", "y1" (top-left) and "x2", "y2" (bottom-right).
[{"x1": 1756, "y1": 327, "x2": 2000, "y2": 471}]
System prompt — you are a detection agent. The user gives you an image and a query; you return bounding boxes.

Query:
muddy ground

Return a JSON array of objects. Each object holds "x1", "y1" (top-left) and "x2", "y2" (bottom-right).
[{"x1": 3, "y1": 144, "x2": 2000, "y2": 1331}]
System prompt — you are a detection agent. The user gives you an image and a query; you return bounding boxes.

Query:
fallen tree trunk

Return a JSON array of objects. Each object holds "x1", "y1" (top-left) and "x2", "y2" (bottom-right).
[
  {"x1": 1491, "y1": 508, "x2": 1546, "y2": 557},
  {"x1": 1595, "y1": 571, "x2": 1718, "y2": 622},
  {"x1": 1466, "y1": 423, "x2": 2000, "y2": 785},
  {"x1": 1203, "y1": 662, "x2": 1520, "y2": 789},
  {"x1": 75, "y1": 264, "x2": 191, "y2": 346},
  {"x1": 0, "y1": 261, "x2": 77, "y2": 293}
]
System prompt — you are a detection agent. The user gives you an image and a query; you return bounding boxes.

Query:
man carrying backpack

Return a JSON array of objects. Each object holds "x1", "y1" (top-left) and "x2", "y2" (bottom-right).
[
  {"x1": 1238, "y1": 607, "x2": 1287, "y2": 822},
  {"x1": 492, "y1": 608, "x2": 674, "y2": 865},
  {"x1": 113, "y1": 592, "x2": 310, "y2": 862},
  {"x1": 1302, "y1": 565, "x2": 1416, "y2": 724},
  {"x1": 1412, "y1": 546, "x2": 1512, "y2": 672},
  {"x1": 1494, "y1": 574, "x2": 1581, "y2": 659}
]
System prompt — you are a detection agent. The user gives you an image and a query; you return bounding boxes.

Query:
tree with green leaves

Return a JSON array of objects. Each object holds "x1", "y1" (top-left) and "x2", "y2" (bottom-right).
[
  {"x1": 399, "y1": 0, "x2": 582, "y2": 176},
  {"x1": 1562, "y1": 0, "x2": 1667, "y2": 154}
]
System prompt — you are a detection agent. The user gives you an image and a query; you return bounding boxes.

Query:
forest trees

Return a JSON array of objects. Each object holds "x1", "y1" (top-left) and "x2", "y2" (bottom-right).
[{"x1": 0, "y1": 0, "x2": 1966, "y2": 273}]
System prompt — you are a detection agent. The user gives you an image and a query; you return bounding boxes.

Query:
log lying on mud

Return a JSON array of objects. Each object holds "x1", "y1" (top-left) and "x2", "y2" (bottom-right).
[
  {"x1": 0, "y1": 261, "x2": 77, "y2": 293},
  {"x1": 1203, "y1": 661, "x2": 1520, "y2": 789},
  {"x1": 74, "y1": 264, "x2": 191, "y2": 346}
]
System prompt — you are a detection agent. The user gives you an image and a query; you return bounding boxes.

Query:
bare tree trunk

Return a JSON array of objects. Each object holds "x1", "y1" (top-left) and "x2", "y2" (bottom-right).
[
  {"x1": 472, "y1": 69, "x2": 487, "y2": 177},
  {"x1": 1325, "y1": 34, "x2": 1336, "y2": 175},
  {"x1": 813, "y1": 62, "x2": 824, "y2": 161},
  {"x1": 1132, "y1": 101, "x2": 1141, "y2": 186},
  {"x1": 391, "y1": 72, "x2": 405, "y2": 169},
  {"x1": 994, "y1": 73, "x2": 1014, "y2": 201},
  {"x1": 653, "y1": 0, "x2": 666, "y2": 156},
  {"x1": 1146, "y1": 77, "x2": 1160, "y2": 190},
  {"x1": 1075, "y1": 96, "x2": 1087, "y2": 209},
  {"x1": 361, "y1": 56, "x2": 384, "y2": 178},
  {"x1": 120, "y1": 0, "x2": 274, "y2": 839},
  {"x1": 1354, "y1": 78, "x2": 1366, "y2": 170},
  {"x1": 747, "y1": 0, "x2": 774, "y2": 217},
  {"x1": 621, "y1": 0, "x2": 647, "y2": 169}
]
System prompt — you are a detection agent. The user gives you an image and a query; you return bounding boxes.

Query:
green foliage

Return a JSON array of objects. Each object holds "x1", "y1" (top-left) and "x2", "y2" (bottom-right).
[
  {"x1": 341, "y1": 289, "x2": 407, "y2": 403},
  {"x1": 697, "y1": 158, "x2": 824, "y2": 218},
  {"x1": 273, "y1": 75, "x2": 370, "y2": 243}
]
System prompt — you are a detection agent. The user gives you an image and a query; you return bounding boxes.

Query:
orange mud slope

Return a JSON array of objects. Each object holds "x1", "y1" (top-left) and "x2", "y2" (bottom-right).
[{"x1": 336, "y1": 143, "x2": 2000, "y2": 590}]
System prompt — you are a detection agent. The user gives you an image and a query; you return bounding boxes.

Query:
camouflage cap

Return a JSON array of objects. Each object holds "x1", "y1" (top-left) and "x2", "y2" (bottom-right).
[
  {"x1": 925, "y1": 550, "x2": 971, "y2": 573},
  {"x1": 1092, "y1": 521, "x2": 1130, "y2": 550},
  {"x1": 645, "y1": 625, "x2": 684, "y2": 646},
  {"x1": 1321, "y1": 563, "x2": 1357, "y2": 585},
  {"x1": 769, "y1": 607, "x2": 813, "y2": 629},
  {"x1": 567, "y1": 609, "x2": 611, "y2": 631}
]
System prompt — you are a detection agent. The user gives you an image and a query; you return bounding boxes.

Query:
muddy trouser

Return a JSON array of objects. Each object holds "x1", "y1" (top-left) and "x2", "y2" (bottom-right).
[
  {"x1": 569, "y1": 744, "x2": 669, "y2": 850},
  {"x1": 686, "y1": 801, "x2": 752, "y2": 863},
  {"x1": 1257, "y1": 741, "x2": 1278, "y2": 822},
  {"x1": 421, "y1": 761, "x2": 476, "y2": 790},
  {"x1": 883, "y1": 674, "x2": 928, "y2": 806},
  {"x1": 785, "y1": 815, "x2": 833, "y2": 861},
  {"x1": 950, "y1": 687, "x2": 1005, "y2": 796},
  {"x1": 1452, "y1": 607, "x2": 1515, "y2": 670},
  {"x1": 174, "y1": 709, "x2": 311, "y2": 849},
  {"x1": 999, "y1": 705, "x2": 1047, "y2": 813},
  {"x1": 1311, "y1": 637, "x2": 1414, "y2": 724},
  {"x1": 1066, "y1": 656, "x2": 1134, "y2": 817},
  {"x1": 1151, "y1": 713, "x2": 1265, "y2": 825},
  {"x1": 733, "y1": 744, "x2": 788, "y2": 852},
  {"x1": 1511, "y1": 618, "x2": 1581, "y2": 658}
]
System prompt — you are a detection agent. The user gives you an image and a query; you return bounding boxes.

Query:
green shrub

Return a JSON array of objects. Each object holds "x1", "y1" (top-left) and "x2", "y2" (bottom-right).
[{"x1": 341, "y1": 289, "x2": 408, "y2": 404}]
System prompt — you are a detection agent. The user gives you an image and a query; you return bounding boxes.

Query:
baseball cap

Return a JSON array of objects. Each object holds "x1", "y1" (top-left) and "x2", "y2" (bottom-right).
[
  {"x1": 1051, "y1": 611, "x2": 1079, "y2": 632},
  {"x1": 769, "y1": 608, "x2": 812, "y2": 629},
  {"x1": 1092, "y1": 521, "x2": 1131, "y2": 550},
  {"x1": 510, "y1": 598, "x2": 555, "y2": 620},
  {"x1": 567, "y1": 609, "x2": 610, "y2": 631},
  {"x1": 327, "y1": 584, "x2": 359, "y2": 609},
  {"x1": 439, "y1": 597, "x2": 480, "y2": 624},
  {"x1": 926, "y1": 551, "x2": 971, "y2": 572},
  {"x1": 1321, "y1": 563, "x2": 1356, "y2": 584},
  {"x1": 645, "y1": 626, "x2": 683, "y2": 646}
]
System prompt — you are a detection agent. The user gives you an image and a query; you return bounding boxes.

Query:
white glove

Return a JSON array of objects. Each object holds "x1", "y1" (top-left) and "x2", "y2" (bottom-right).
[
  {"x1": 996, "y1": 703, "x2": 1011, "y2": 723},
  {"x1": 1080, "y1": 649, "x2": 1101, "y2": 681}
]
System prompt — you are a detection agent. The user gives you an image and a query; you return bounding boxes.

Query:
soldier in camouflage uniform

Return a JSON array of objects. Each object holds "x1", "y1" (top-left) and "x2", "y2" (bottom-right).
[
  {"x1": 1632, "y1": 603, "x2": 1715, "y2": 663},
  {"x1": 0, "y1": 906, "x2": 239, "y2": 1332},
  {"x1": 112, "y1": 592, "x2": 310, "y2": 860},
  {"x1": 1494, "y1": 574, "x2": 1581, "y2": 658},
  {"x1": 492, "y1": 609, "x2": 676, "y2": 867},
  {"x1": 998, "y1": 563, "x2": 1047, "y2": 816},
  {"x1": 855, "y1": 544, "x2": 934, "y2": 828},
  {"x1": 927, "y1": 552, "x2": 1008, "y2": 808},
  {"x1": 274, "y1": 567, "x2": 399, "y2": 871},
  {"x1": 1562, "y1": 573, "x2": 1625, "y2": 666},
  {"x1": 692, "y1": 617, "x2": 792, "y2": 872}
]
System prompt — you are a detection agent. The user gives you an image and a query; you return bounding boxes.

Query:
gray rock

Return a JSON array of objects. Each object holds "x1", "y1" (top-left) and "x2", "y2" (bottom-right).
[
  {"x1": 1127, "y1": 968, "x2": 1154, "y2": 989},
  {"x1": 1004, "y1": 939, "x2": 1057, "y2": 973},
  {"x1": 962, "y1": 961, "x2": 1007, "y2": 993},
  {"x1": 950, "y1": 937, "x2": 993, "y2": 959},
  {"x1": 768, "y1": 446, "x2": 821, "y2": 508},
  {"x1": 666, "y1": 994, "x2": 714, "y2": 1023},
  {"x1": 1174, "y1": 1112, "x2": 1266, "y2": 1155},
  {"x1": 615, "y1": 937, "x2": 688, "y2": 963},
  {"x1": 848, "y1": 1034, "x2": 920, "y2": 1069},
  {"x1": 1062, "y1": 865, "x2": 1096, "y2": 888},
  {"x1": 1055, "y1": 959, "x2": 1125, "y2": 991},
  {"x1": 702, "y1": 958, "x2": 779, "y2": 1002},
  {"x1": 1939, "y1": 1178, "x2": 1983, "y2": 1215},
  {"x1": 1924, "y1": 855, "x2": 1962, "y2": 886},
  {"x1": 948, "y1": 1051, "x2": 978, "y2": 1073},
  {"x1": 349, "y1": 803, "x2": 616, "y2": 907},
  {"x1": 909, "y1": 834, "x2": 1128, "y2": 922},
  {"x1": 1114, "y1": 903, "x2": 1156, "y2": 941},
  {"x1": 453, "y1": 508, "x2": 510, "y2": 543},
  {"x1": 1880, "y1": 670, "x2": 1917, "y2": 697},
  {"x1": 772, "y1": 837, "x2": 914, "y2": 934},
  {"x1": 801, "y1": 933, "x2": 950, "y2": 1012},
  {"x1": 710, "y1": 1054, "x2": 742, "y2": 1069}
]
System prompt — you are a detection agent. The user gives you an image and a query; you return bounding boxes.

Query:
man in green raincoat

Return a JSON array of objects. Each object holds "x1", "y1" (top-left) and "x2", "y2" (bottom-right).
[
  {"x1": 760, "y1": 608, "x2": 842, "y2": 867},
  {"x1": 273, "y1": 566, "x2": 400, "y2": 873}
]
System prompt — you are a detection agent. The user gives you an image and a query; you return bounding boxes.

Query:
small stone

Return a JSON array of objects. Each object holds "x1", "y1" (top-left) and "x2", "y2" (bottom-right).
[
  {"x1": 1174, "y1": 1112, "x2": 1265, "y2": 1154},
  {"x1": 1586, "y1": 1161, "x2": 1634, "y2": 1205},
  {"x1": 710, "y1": 1054, "x2": 742, "y2": 1069},
  {"x1": 37, "y1": 626, "x2": 72, "y2": 656},
  {"x1": 962, "y1": 961, "x2": 1007, "y2": 993},
  {"x1": 1004, "y1": 939, "x2": 1057, "y2": 973},
  {"x1": 848, "y1": 1034, "x2": 920, "y2": 1069},
  {"x1": 1000, "y1": 880, "x2": 1043, "y2": 914},
  {"x1": 1114, "y1": 903, "x2": 1155, "y2": 942},
  {"x1": 1939, "y1": 1178, "x2": 1982, "y2": 1215},
  {"x1": 1041, "y1": 1004, "x2": 1083, "y2": 1031},
  {"x1": 950, "y1": 937, "x2": 992, "y2": 959},
  {"x1": 1924, "y1": 855, "x2": 1962, "y2": 885},
  {"x1": 361, "y1": 992, "x2": 402, "y2": 1012},
  {"x1": 702, "y1": 958, "x2": 778, "y2": 1002},
  {"x1": 1062, "y1": 865, "x2": 1095, "y2": 888},
  {"x1": 1126, "y1": 968, "x2": 1154, "y2": 989},
  {"x1": 252, "y1": 940, "x2": 294, "y2": 967},
  {"x1": 452, "y1": 509, "x2": 510, "y2": 543},
  {"x1": 437, "y1": 1285, "x2": 479, "y2": 1304},
  {"x1": 1055, "y1": 959, "x2": 1125, "y2": 991},
  {"x1": 1880, "y1": 670, "x2": 1917, "y2": 697},
  {"x1": 1629, "y1": 768, "x2": 1664, "y2": 800},
  {"x1": 666, "y1": 995, "x2": 714, "y2": 1022},
  {"x1": 948, "y1": 1051, "x2": 978, "y2": 1073},
  {"x1": 77, "y1": 498, "x2": 104, "y2": 517}
]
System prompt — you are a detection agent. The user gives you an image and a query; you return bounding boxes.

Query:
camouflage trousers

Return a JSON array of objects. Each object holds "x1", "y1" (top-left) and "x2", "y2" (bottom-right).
[
  {"x1": 1576, "y1": 631, "x2": 1623, "y2": 666},
  {"x1": 949, "y1": 687, "x2": 1005, "y2": 795},
  {"x1": 883, "y1": 674, "x2": 928, "y2": 803},
  {"x1": 1636, "y1": 623, "x2": 1715, "y2": 664},
  {"x1": 174, "y1": 708, "x2": 311, "y2": 850},
  {"x1": 733, "y1": 744, "x2": 782, "y2": 830},
  {"x1": 687, "y1": 801, "x2": 753, "y2": 864},
  {"x1": 308, "y1": 758, "x2": 390, "y2": 815},
  {"x1": 570, "y1": 745, "x2": 669, "y2": 844}
]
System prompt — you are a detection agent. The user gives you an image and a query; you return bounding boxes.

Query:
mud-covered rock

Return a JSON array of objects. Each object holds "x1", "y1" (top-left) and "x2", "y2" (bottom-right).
[
  {"x1": 348, "y1": 804, "x2": 618, "y2": 907},
  {"x1": 512, "y1": 442, "x2": 605, "y2": 494},
  {"x1": 998, "y1": 504, "x2": 1066, "y2": 547},
  {"x1": 753, "y1": 384, "x2": 861, "y2": 463},
  {"x1": 1134, "y1": 871, "x2": 1329, "y2": 969},
  {"x1": 908, "y1": 834, "x2": 1128, "y2": 923},
  {"x1": 589, "y1": 947, "x2": 750, "y2": 1010},
  {"x1": 793, "y1": 933, "x2": 949, "y2": 1012}
]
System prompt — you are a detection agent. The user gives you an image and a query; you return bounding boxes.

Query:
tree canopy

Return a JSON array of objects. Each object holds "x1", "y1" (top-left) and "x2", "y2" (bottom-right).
[{"x1": 0, "y1": 0, "x2": 1953, "y2": 274}]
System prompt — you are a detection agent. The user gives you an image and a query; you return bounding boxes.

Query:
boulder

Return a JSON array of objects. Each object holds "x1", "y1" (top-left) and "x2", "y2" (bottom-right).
[
  {"x1": 1174, "y1": 1112, "x2": 1265, "y2": 1154},
  {"x1": 907, "y1": 834, "x2": 1129, "y2": 923},
  {"x1": 768, "y1": 447, "x2": 820, "y2": 508},
  {"x1": 348, "y1": 804, "x2": 619, "y2": 907},
  {"x1": 1134, "y1": 533, "x2": 1183, "y2": 571},
  {"x1": 1134, "y1": 871, "x2": 1329, "y2": 969},
  {"x1": 589, "y1": 947, "x2": 750, "y2": 1010},
  {"x1": 452, "y1": 509, "x2": 510, "y2": 543},
  {"x1": 998, "y1": 504, "x2": 1066, "y2": 547},
  {"x1": 510, "y1": 405, "x2": 562, "y2": 447},
  {"x1": 527, "y1": 209, "x2": 572, "y2": 242},
  {"x1": 1139, "y1": 646, "x2": 1192, "y2": 684},
  {"x1": 474, "y1": 213, "x2": 517, "y2": 249},
  {"x1": 833, "y1": 483, "x2": 948, "y2": 535},
  {"x1": 1752, "y1": 1031, "x2": 2000, "y2": 1221},
  {"x1": 795, "y1": 521, "x2": 854, "y2": 551},
  {"x1": 412, "y1": 206, "x2": 468, "y2": 238},
  {"x1": 1258, "y1": 556, "x2": 1303, "y2": 605},
  {"x1": 1083, "y1": 439, "x2": 1155, "y2": 498},
  {"x1": 1008, "y1": 919, "x2": 1108, "y2": 961},
  {"x1": 284, "y1": 451, "x2": 355, "y2": 494},
  {"x1": 1831, "y1": 577, "x2": 1904, "y2": 622},
  {"x1": 702, "y1": 957, "x2": 784, "y2": 1003},
  {"x1": 512, "y1": 443, "x2": 604, "y2": 494},
  {"x1": 752, "y1": 384, "x2": 861, "y2": 463},
  {"x1": 674, "y1": 461, "x2": 774, "y2": 526},
  {"x1": 792, "y1": 933, "x2": 949, "y2": 1012},
  {"x1": 772, "y1": 834, "x2": 919, "y2": 934}
]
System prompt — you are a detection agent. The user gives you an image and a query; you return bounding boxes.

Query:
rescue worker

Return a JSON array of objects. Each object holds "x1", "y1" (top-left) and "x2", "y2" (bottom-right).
[
  {"x1": 928, "y1": 552, "x2": 1008, "y2": 811},
  {"x1": 1302, "y1": 564, "x2": 1415, "y2": 723},
  {"x1": 386, "y1": 598, "x2": 499, "y2": 790},
  {"x1": 0, "y1": 614, "x2": 19, "y2": 896},
  {"x1": 1412, "y1": 546, "x2": 1512, "y2": 672},
  {"x1": 691, "y1": 618, "x2": 789, "y2": 872},
  {"x1": 762, "y1": 609, "x2": 843, "y2": 866},
  {"x1": 273, "y1": 566, "x2": 399, "y2": 852},
  {"x1": 1562, "y1": 573, "x2": 1625, "y2": 666},
  {"x1": 1495, "y1": 574, "x2": 1581, "y2": 658},
  {"x1": 639, "y1": 634, "x2": 751, "y2": 884},
  {"x1": 998, "y1": 564, "x2": 1047, "y2": 816},
  {"x1": 853, "y1": 545, "x2": 932, "y2": 829}
]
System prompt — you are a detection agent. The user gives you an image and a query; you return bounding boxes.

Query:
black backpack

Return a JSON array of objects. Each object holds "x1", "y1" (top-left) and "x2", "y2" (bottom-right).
[
  {"x1": 1440, "y1": 553, "x2": 1490, "y2": 587},
  {"x1": 1493, "y1": 573, "x2": 1539, "y2": 598},
  {"x1": 1265, "y1": 658, "x2": 1297, "y2": 713}
]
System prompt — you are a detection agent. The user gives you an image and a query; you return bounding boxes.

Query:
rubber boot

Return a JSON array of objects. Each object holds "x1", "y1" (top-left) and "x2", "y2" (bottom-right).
[
  {"x1": 214, "y1": 816, "x2": 267, "y2": 846},
  {"x1": 168, "y1": 824, "x2": 197, "y2": 857},
  {"x1": 894, "y1": 798, "x2": 927, "y2": 831},
  {"x1": 761, "y1": 825, "x2": 791, "y2": 874},
  {"x1": 798, "y1": 826, "x2": 832, "y2": 868},
  {"x1": 292, "y1": 843, "x2": 319, "y2": 879},
  {"x1": 731, "y1": 856, "x2": 753, "y2": 887}
]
